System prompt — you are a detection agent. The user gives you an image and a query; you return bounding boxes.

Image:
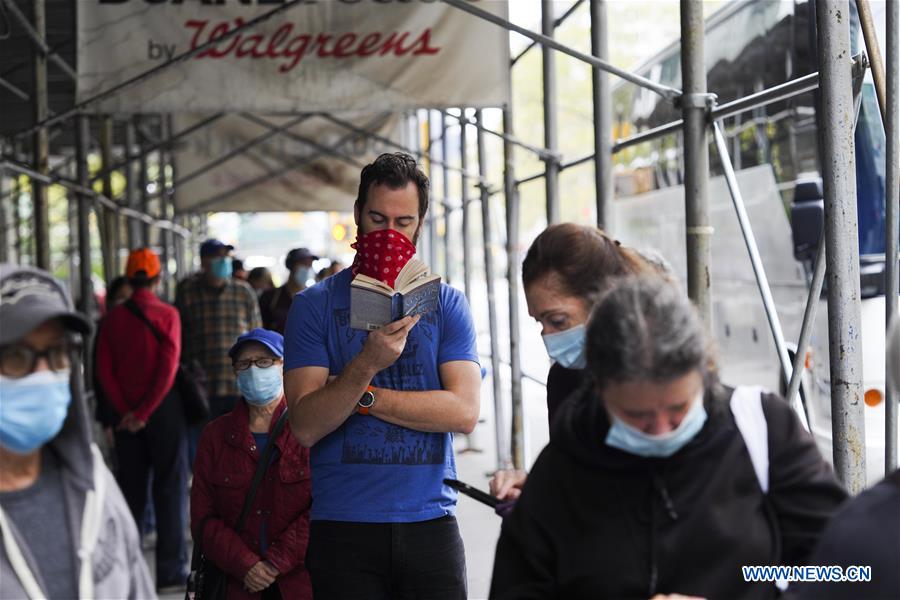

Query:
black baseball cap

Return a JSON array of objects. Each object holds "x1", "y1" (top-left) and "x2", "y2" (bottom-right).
[
  {"x1": 200, "y1": 239, "x2": 235, "y2": 258},
  {"x1": 285, "y1": 247, "x2": 319, "y2": 269},
  {"x1": 0, "y1": 264, "x2": 92, "y2": 346}
]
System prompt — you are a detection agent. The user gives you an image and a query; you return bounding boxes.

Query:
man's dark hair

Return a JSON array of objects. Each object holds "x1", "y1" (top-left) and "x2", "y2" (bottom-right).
[
  {"x1": 355, "y1": 153, "x2": 429, "y2": 218},
  {"x1": 127, "y1": 273, "x2": 159, "y2": 290}
]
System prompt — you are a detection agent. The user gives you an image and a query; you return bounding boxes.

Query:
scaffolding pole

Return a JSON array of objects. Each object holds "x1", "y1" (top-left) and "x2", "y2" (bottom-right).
[
  {"x1": 0, "y1": 163, "x2": 8, "y2": 263},
  {"x1": 461, "y1": 111, "x2": 473, "y2": 304},
  {"x1": 885, "y1": 0, "x2": 899, "y2": 473},
  {"x1": 441, "y1": 111, "x2": 451, "y2": 284},
  {"x1": 125, "y1": 121, "x2": 141, "y2": 250},
  {"x1": 477, "y1": 109, "x2": 509, "y2": 471},
  {"x1": 591, "y1": 0, "x2": 612, "y2": 230},
  {"x1": 99, "y1": 117, "x2": 119, "y2": 280},
  {"x1": 712, "y1": 122, "x2": 809, "y2": 430},
  {"x1": 75, "y1": 114, "x2": 93, "y2": 317},
  {"x1": 816, "y1": 0, "x2": 866, "y2": 493},
  {"x1": 426, "y1": 111, "x2": 438, "y2": 270},
  {"x1": 680, "y1": 0, "x2": 713, "y2": 331},
  {"x1": 857, "y1": 0, "x2": 888, "y2": 125},
  {"x1": 542, "y1": 0, "x2": 560, "y2": 225},
  {"x1": 31, "y1": 0, "x2": 50, "y2": 269},
  {"x1": 137, "y1": 117, "x2": 150, "y2": 247},
  {"x1": 504, "y1": 106, "x2": 525, "y2": 469}
]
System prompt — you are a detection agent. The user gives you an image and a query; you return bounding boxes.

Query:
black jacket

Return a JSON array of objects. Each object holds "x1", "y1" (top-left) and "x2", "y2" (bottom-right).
[
  {"x1": 794, "y1": 468, "x2": 900, "y2": 599},
  {"x1": 490, "y1": 383, "x2": 848, "y2": 599},
  {"x1": 546, "y1": 363, "x2": 585, "y2": 428}
]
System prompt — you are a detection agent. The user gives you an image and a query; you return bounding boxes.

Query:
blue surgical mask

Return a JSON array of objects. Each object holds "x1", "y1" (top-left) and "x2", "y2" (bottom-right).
[
  {"x1": 605, "y1": 391, "x2": 707, "y2": 458},
  {"x1": 0, "y1": 370, "x2": 72, "y2": 454},
  {"x1": 293, "y1": 266, "x2": 314, "y2": 287},
  {"x1": 236, "y1": 366, "x2": 283, "y2": 406},
  {"x1": 542, "y1": 324, "x2": 587, "y2": 369},
  {"x1": 211, "y1": 257, "x2": 233, "y2": 280}
]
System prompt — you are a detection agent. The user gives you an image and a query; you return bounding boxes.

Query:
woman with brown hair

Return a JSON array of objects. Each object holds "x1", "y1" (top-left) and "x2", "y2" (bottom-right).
[{"x1": 490, "y1": 223, "x2": 657, "y2": 502}]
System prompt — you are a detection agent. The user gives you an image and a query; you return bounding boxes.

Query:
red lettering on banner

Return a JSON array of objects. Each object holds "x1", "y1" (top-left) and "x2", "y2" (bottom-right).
[
  {"x1": 378, "y1": 32, "x2": 410, "y2": 56},
  {"x1": 185, "y1": 20, "x2": 442, "y2": 72},
  {"x1": 282, "y1": 34, "x2": 312, "y2": 72},
  {"x1": 267, "y1": 23, "x2": 293, "y2": 58},
  {"x1": 314, "y1": 33, "x2": 335, "y2": 57},
  {"x1": 410, "y1": 29, "x2": 439, "y2": 56},
  {"x1": 332, "y1": 33, "x2": 358, "y2": 57},
  {"x1": 356, "y1": 32, "x2": 382, "y2": 56},
  {"x1": 236, "y1": 33, "x2": 266, "y2": 58}
]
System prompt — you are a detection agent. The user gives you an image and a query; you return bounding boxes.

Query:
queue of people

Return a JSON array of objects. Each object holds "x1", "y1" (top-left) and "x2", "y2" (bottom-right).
[{"x1": 0, "y1": 151, "x2": 898, "y2": 600}]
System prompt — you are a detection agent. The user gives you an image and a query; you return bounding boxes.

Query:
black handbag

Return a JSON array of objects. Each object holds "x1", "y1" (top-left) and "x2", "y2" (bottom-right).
[
  {"x1": 186, "y1": 410, "x2": 290, "y2": 600},
  {"x1": 123, "y1": 300, "x2": 210, "y2": 425}
]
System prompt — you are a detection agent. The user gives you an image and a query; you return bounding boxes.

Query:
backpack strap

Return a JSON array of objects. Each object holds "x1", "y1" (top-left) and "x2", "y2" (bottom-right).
[
  {"x1": 123, "y1": 299, "x2": 164, "y2": 344},
  {"x1": 729, "y1": 386, "x2": 770, "y2": 493}
]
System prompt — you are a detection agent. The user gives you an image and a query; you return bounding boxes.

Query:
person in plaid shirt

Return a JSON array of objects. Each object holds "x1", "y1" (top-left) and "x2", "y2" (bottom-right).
[{"x1": 176, "y1": 239, "x2": 262, "y2": 465}]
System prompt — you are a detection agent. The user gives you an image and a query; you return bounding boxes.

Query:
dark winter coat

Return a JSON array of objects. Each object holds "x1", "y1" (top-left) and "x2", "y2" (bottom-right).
[{"x1": 490, "y1": 382, "x2": 848, "y2": 599}]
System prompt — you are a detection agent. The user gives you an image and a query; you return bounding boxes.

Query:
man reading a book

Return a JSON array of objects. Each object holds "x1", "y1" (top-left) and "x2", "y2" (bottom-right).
[{"x1": 283, "y1": 152, "x2": 481, "y2": 599}]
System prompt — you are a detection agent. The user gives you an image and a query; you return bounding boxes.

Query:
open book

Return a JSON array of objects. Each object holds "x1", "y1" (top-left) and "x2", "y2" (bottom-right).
[{"x1": 350, "y1": 259, "x2": 441, "y2": 331}]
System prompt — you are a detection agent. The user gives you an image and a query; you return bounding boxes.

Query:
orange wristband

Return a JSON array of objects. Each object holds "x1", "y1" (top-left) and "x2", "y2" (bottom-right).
[{"x1": 358, "y1": 385, "x2": 376, "y2": 415}]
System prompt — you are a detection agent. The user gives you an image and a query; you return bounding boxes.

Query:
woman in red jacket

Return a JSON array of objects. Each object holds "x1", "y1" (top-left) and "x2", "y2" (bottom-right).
[{"x1": 191, "y1": 328, "x2": 312, "y2": 600}]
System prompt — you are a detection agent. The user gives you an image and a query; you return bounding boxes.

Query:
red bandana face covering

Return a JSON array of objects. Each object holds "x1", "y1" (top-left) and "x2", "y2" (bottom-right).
[{"x1": 350, "y1": 229, "x2": 417, "y2": 288}]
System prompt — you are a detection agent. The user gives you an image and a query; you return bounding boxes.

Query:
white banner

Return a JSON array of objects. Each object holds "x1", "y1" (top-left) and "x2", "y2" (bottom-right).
[
  {"x1": 77, "y1": 0, "x2": 510, "y2": 113},
  {"x1": 172, "y1": 112, "x2": 403, "y2": 213}
]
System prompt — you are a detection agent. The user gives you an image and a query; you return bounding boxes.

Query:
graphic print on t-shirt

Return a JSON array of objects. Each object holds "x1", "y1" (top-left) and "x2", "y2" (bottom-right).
[
  {"x1": 341, "y1": 420, "x2": 445, "y2": 464},
  {"x1": 340, "y1": 316, "x2": 444, "y2": 465}
]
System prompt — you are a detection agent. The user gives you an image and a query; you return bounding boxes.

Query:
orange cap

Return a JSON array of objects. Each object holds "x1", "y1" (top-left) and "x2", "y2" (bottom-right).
[{"x1": 126, "y1": 248, "x2": 161, "y2": 279}]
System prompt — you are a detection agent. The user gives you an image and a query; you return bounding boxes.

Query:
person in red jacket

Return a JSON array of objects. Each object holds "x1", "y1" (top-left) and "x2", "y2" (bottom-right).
[
  {"x1": 95, "y1": 247, "x2": 189, "y2": 591},
  {"x1": 191, "y1": 328, "x2": 312, "y2": 600}
]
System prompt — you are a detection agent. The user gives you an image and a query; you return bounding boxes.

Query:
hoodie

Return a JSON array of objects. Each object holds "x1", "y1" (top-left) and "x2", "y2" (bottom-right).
[
  {"x1": 490, "y1": 382, "x2": 847, "y2": 600},
  {"x1": 0, "y1": 358, "x2": 156, "y2": 599}
]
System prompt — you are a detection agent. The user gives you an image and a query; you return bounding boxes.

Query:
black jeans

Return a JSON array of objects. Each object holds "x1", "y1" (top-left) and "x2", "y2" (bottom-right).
[
  {"x1": 115, "y1": 389, "x2": 188, "y2": 585},
  {"x1": 307, "y1": 515, "x2": 467, "y2": 600}
]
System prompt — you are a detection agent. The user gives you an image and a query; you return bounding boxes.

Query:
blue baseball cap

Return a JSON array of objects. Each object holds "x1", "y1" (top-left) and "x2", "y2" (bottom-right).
[
  {"x1": 200, "y1": 239, "x2": 234, "y2": 258},
  {"x1": 229, "y1": 328, "x2": 284, "y2": 359}
]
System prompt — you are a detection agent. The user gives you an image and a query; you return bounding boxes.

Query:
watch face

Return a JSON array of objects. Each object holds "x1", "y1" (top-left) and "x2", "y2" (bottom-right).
[{"x1": 359, "y1": 390, "x2": 375, "y2": 408}]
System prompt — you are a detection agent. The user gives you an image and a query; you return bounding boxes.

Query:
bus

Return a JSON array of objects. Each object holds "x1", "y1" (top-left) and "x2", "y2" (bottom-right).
[{"x1": 609, "y1": 0, "x2": 895, "y2": 485}]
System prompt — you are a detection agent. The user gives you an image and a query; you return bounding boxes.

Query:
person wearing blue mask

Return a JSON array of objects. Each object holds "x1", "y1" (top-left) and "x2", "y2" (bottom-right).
[
  {"x1": 491, "y1": 223, "x2": 655, "y2": 502},
  {"x1": 259, "y1": 247, "x2": 319, "y2": 335},
  {"x1": 0, "y1": 264, "x2": 154, "y2": 599},
  {"x1": 176, "y1": 239, "x2": 262, "y2": 466},
  {"x1": 490, "y1": 276, "x2": 847, "y2": 599},
  {"x1": 191, "y1": 328, "x2": 312, "y2": 600}
]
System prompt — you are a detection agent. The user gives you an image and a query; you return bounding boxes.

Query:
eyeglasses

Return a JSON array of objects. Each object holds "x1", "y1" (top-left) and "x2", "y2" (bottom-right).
[
  {"x1": 0, "y1": 343, "x2": 75, "y2": 378},
  {"x1": 233, "y1": 357, "x2": 282, "y2": 372}
]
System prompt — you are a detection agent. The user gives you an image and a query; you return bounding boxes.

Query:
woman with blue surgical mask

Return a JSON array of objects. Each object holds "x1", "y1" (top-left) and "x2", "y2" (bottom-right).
[
  {"x1": 190, "y1": 328, "x2": 313, "y2": 599},
  {"x1": 491, "y1": 223, "x2": 655, "y2": 502},
  {"x1": 490, "y1": 276, "x2": 847, "y2": 599}
]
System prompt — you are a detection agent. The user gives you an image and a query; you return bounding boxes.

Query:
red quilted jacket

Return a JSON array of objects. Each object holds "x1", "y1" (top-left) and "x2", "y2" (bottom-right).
[{"x1": 190, "y1": 398, "x2": 312, "y2": 600}]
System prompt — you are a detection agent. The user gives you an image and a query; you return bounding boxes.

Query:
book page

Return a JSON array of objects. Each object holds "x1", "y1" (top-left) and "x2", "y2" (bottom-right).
[
  {"x1": 395, "y1": 259, "x2": 430, "y2": 290},
  {"x1": 351, "y1": 274, "x2": 394, "y2": 295},
  {"x1": 350, "y1": 285, "x2": 394, "y2": 330}
]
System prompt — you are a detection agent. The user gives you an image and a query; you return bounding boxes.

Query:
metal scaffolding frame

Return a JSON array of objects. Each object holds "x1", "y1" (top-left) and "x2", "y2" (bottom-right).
[{"x1": 1, "y1": 0, "x2": 896, "y2": 487}]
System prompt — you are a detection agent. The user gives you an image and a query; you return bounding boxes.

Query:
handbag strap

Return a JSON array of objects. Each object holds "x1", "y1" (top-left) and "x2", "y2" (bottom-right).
[
  {"x1": 123, "y1": 299, "x2": 164, "y2": 344},
  {"x1": 234, "y1": 409, "x2": 290, "y2": 533}
]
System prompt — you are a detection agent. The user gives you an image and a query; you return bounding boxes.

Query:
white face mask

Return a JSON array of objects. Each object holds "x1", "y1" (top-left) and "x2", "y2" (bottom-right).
[{"x1": 604, "y1": 390, "x2": 707, "y2": 457}]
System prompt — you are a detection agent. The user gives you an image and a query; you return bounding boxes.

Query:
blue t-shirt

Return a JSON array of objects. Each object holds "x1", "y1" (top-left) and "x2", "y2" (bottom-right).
[{"x1": 284, "y1": 268, "x2": 479, "y2": 523}]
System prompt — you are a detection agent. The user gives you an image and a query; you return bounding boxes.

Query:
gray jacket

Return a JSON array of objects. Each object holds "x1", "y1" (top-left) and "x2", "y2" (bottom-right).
[{"x1": 0, "y1": 360, "x2": 156, "y2": 599}]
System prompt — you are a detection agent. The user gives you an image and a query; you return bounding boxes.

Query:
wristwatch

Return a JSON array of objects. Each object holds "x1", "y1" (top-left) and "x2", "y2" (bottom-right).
[{"x1": 358, "y1": 386, "x2": 376, "y2": 415}]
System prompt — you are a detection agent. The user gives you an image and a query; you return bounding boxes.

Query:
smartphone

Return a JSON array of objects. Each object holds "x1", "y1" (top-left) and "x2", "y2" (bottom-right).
[{"x1": 443, "y1": 478, "x2": 500, "y2": 508}]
